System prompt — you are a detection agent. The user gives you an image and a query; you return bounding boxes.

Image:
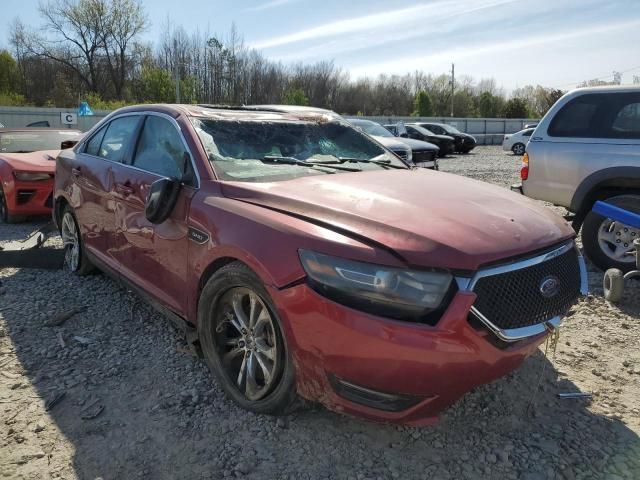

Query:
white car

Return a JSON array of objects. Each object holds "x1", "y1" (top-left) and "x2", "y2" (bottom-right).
[{"x1": 502, "y1": 128, "x2": 534, "y2": 155}]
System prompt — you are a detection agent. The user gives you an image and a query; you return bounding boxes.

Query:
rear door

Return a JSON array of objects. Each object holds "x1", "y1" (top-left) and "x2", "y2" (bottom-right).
[
  {"x1": 110, "y1": 113, "x2": 197, "y2": 316},
  {"x1": 71, "y1": 115, "x2": 142, "y2": 266}
]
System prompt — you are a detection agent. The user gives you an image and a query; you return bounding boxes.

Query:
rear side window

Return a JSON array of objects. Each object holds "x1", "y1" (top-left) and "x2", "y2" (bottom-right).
[
  {"x1": 98, "y1": 116, "x2": 140, "y2": 163},
  {"x1": 548, "y1": 96, "x2": 601, "y2": 137},
  {"x1": 133, "y1": 116, "x2": 186, "y2": 179},
  {"x1": 549, "y1": 92, "x2": 640, "y2": 139},
  {"x1": 611, "y1": 99, "x2": 640, "y2": 139}
]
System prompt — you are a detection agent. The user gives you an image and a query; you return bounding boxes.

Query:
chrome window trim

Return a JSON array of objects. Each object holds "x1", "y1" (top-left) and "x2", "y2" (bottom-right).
[
  {"x1": 78, "y1": 111, "x2": 201, "y2": 188},
  {"x1": 455, "y1": 240, "x2": 587, "y2": 342}
]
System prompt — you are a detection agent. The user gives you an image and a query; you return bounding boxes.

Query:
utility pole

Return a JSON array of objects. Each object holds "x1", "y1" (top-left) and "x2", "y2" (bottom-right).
[
  {"x1": 450, "y1": 63, "x2": 455, "y2": 117},
  {"x1": 174, "y1": 39, "x2": 181, "y2": 104}
]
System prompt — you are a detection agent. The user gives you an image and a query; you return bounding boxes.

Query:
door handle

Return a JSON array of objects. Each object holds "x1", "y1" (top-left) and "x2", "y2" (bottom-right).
[
  {"x1": 115, "y1": 183, "x2": 134, "y2": 196},
  {"x1": 71, "y1": 167, "x2": 81, "y2": 177}
]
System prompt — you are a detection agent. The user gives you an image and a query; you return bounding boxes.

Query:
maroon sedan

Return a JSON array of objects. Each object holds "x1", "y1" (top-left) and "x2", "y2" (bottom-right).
[{"x1": 53, "y1": 104, "x2": 586, "y2": 425}]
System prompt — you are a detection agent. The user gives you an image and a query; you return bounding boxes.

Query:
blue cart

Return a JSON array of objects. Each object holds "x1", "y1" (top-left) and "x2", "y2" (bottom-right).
[{"x1": 592, "y1": 201, "x2": 640, "y2": 302}]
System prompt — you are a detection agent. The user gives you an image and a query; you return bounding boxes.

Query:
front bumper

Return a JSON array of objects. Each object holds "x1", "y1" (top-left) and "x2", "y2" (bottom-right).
[
  {"x1": 3, "y1": 178, "x2": 54, "y2": 217},
  {"x1": 269, "y1": 284, "x2": 547, "y2": 426}
]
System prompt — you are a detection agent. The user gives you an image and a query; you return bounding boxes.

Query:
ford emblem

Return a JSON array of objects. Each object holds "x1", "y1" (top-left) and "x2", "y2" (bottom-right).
[{"x1": 539, "y1": 275, "x2": 560, "y2": 298}]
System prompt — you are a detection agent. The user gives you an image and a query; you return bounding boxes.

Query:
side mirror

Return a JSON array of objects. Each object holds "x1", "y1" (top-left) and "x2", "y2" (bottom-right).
[
  {"x1": 61, "y1": 140, "x2": 78, "y2": 149},
  {"x1": 145, "y1": 177, "x2": 181, "y2": 224}
]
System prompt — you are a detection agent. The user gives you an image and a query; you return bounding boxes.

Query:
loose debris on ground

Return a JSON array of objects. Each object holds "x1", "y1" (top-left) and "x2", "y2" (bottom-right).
[{"x1": 1, "y1": 147, "x2": 639, "y2": 479}]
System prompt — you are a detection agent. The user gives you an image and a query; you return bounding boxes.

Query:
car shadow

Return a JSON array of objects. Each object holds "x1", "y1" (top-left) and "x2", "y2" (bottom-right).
[{"x1": 1, "y1": 238, "x2": 639, "y2": 479}]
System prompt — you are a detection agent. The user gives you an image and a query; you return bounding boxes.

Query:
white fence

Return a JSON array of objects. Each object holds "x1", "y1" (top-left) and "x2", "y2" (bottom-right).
[{"x1": 0, "y1": 106, "x2": 537, "y2": 144}]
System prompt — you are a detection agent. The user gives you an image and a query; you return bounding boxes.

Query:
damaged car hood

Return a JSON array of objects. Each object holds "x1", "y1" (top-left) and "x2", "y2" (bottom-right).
[{"x1": 221, "y1": 169, "x2": 575, "y2": 271}]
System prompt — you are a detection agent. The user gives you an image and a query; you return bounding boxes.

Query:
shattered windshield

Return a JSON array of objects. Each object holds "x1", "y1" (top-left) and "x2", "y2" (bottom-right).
[{"x1": 192, "y1": 118, "x2": 406, "y2": 182}]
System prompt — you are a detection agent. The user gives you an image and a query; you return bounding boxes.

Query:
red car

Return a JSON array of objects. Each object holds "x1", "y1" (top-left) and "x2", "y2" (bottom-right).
[
  {"x1": 53, "y1": 105, "x2": 586, "y2": 425},
  {"x1": 0, "y1": 128, "x2": 82, "y2": 223}
]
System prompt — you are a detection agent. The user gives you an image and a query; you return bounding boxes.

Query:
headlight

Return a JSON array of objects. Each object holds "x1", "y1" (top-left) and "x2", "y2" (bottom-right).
[
  {"x1": 299, "y1": 250, "x2": 453, "y2": 321},
  {"x1": 14, "y1": 171, "x2": 52, "y2": 181}
]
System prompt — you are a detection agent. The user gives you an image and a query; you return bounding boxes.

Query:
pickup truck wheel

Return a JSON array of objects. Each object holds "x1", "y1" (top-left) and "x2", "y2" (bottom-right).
[
  {"x1": 60, "y1": 206, "x2": 94, "y2": 275},
  {"x1": 581, "y1": 194, "x2": 640, "y2": 272},
  {"x1": 198, "y1": 262, "x2": 297, "y2": 415},
  {"x1": 512, "y1": 143, "x2": 525, "y2": 155}
]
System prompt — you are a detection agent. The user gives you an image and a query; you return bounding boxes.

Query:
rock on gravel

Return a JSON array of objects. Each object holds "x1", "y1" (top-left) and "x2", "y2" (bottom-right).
[{"x1": 1, "y1": 147, "x2": 639, "y2": 479}]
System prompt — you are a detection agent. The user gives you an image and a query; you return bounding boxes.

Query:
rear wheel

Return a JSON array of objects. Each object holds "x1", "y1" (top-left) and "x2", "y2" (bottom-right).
[
  {"x1": 198, "y1": 262, "x2": 297, "y2": 415},
  {"x1": 512, "y1": 143, "x2": 526, "y2": 155},
  {"x1": 60, "y1": 206, "x2": 94, "y2": 275},
  {"x1": 581, "y1": 194, "x2": 640, "y2": 272}
]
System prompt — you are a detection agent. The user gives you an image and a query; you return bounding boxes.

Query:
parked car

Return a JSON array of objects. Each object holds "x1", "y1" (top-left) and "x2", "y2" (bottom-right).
[
  {"x1": 406, "y1": 124, "x2": 455, "y2": 157},
  {"x1": 54, "y1": 104, "x2": 586, "y2": 425},
  {"x1": 0, "y1": 128, "x2": 82, "y2": 223},
  {"x1": 414, "y1": 122, "x2": 477, "y2": 153},
  {"x1": 513, "y1": 86, "x2": 640, "y2": 272},
  {"x1": 349, "y1": 118, "x2": 439, "y2": 169},
  {"x1": 502, "y1": 128, "x2": 534, "y2": 155}
]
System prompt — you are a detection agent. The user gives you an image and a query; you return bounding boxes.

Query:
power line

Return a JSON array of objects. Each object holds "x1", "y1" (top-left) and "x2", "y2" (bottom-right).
[{"x1": 552, "y1": 65, "x2": 640, "y2": 89}]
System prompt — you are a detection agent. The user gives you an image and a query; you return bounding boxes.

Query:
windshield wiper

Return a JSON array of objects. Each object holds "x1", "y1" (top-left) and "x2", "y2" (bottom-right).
[
  {"x1": 261, "y1": 156, "x2": 362, "y2": 172},
  {"x1": 337, "y1": 156, "x2": 406, "y2": 170}
]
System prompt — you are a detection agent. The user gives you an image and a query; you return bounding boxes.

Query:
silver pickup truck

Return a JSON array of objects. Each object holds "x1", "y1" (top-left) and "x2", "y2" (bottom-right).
[{"x1": 512, "y1": 86, "x2": 640, "y2": 272}]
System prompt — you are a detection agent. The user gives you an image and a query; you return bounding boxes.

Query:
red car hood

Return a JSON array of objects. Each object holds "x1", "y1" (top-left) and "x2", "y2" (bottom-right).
[
  {"x1": 221, "y1": 169, "x2": 575, "y2": 271},
  {"x1": 0, "y1": 150, "x2": 59, "y2": 173}
]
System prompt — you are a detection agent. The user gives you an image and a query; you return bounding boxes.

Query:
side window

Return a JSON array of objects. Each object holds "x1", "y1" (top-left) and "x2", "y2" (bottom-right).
[
  {"x1": 133, "y1": 116, "x2": 187, "y2": 180},
  {"x1": 98, "y1": 116, "x2": 141, "y2": 163},
  {"x1": 84, "y1": 125, "x2": 107, "y2": 156},
  {"x1": 523, "y1": 129, "x2": 533, "y2": 137},
  {"x1": 548, "y1": 95, "x2": 602, "y2": 137},
  {"x1": 610, "y1": 95, "x2": 640, "y2": 139}
]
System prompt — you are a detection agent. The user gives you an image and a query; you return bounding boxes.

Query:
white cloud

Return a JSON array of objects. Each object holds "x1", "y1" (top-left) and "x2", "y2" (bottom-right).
[
  {"x1": 347, "y1": 18, "x2": 640, "y2": 80},
  {"x1": 251, "y1": 0, "x2": 516, "y2": 50},
  {"x1": 244, "y1": 0, "x2": 300, "y2": 12}
]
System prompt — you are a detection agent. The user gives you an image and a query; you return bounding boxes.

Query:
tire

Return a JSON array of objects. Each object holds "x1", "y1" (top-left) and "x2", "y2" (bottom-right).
[
  {"x1": 198, "y1": 262, "x2": 297, "y2": 415},
  {"x1": 581, "y1": 194, "x2": 640, "y2": 272},
  {"x1": 512, "y1": 143, "x2": 526, "y2": 155},
  {"x1": 59, "y1": 206, "x2": 94, "y2": 275},
  {"x1": 0, "y1": 185, "x2": 26, "y2": 224},
  {"x1": 603, "y1": 269, "x2": 624, "y2": 303}
]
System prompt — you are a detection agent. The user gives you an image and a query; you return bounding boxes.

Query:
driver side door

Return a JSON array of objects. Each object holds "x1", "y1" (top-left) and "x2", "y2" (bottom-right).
[{"x1": 111, "y1": 114, "x2": 197, "y2": 316}]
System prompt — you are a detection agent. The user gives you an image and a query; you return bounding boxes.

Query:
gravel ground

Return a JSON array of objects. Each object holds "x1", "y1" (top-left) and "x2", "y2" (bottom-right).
[{"x1": 1, "y1": 146, "x2": 639, "y2": 480}]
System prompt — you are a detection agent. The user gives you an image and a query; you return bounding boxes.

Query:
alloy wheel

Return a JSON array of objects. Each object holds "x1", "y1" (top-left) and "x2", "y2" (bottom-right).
[
  {"x1": 60, "y1": 212, "x2": 80, "y2": 271},
  {"x1": 216, "y1": 287, "x2": 279, "y2": 401},
  {"x1": 512, "y1": 143, "x2": 525, "y2": 155},
  {"x1": 597, "y1": 218, "x2": 639, "y2": 264}
]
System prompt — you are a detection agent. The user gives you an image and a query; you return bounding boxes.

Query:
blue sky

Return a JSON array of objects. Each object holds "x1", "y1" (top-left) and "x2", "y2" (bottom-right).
[{"x1": 2, "y1": 0, "x2": 640, "y2": 90}]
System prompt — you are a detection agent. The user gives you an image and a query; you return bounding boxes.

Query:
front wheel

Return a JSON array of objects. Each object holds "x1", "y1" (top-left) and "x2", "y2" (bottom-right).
[
  {"x1": 512, "y1": 143, "x2": 526, "y2": 155},
  {"x1": 198, "y1": 262, "x2": 297, "y2": 415},
  {"x1": 581, "y1": 194, "x2": 640, "y2": 272}
]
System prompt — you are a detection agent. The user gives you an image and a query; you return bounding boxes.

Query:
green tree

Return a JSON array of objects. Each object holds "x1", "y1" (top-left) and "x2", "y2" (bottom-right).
[
  {"x1": 413, "y1": 90, "x2": 433, "y2": 116},
  {"x1": 503, "y1": 98, "x2": 529, "y2": 118},
  {"x1": 140, "y1": 66, "x2": 174, "y2": 102},
  {"x1": 283, "y1": 86, "x2": 309, "y2": 106},
  {"x1": 478, "y1": 91, "x2": 502, "y2": 118},
  {"x1": 0, "y1": 50, "x2": 20, "y2": 94}
]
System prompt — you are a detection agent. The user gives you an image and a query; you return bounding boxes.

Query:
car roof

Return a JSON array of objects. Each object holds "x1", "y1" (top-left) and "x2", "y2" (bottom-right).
[
  {"x1": 111, "y1": 104, "x2": 342, "y2": 122},
  {"x1": 570, "y1": 85, "x2": 640, "y2": 94}
]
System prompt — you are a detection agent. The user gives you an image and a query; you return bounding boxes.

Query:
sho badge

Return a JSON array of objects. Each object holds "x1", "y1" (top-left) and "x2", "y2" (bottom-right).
[
  {"x1": 188, "y1": 227, "x2": 209, "y2": 245},
  {"x1": 539, "y1": 275, "x2": 560, "y2": 298}
]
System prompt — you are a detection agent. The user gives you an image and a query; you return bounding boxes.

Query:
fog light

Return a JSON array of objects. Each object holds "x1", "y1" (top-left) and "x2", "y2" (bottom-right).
[{"x1": 328, "y1": 374, "x2": 422, "y2": 412}]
